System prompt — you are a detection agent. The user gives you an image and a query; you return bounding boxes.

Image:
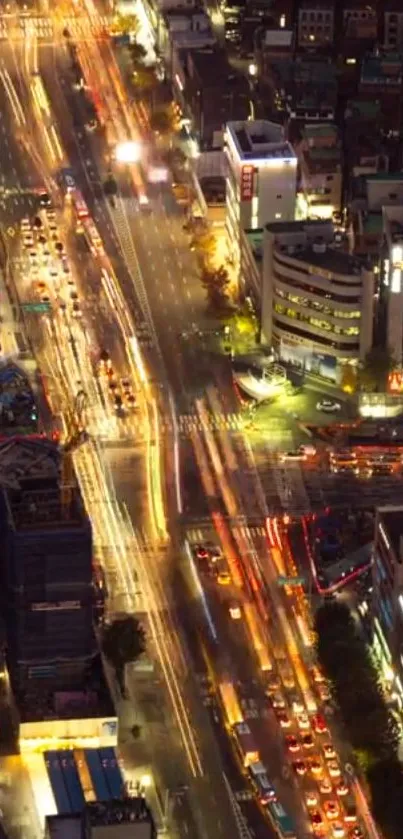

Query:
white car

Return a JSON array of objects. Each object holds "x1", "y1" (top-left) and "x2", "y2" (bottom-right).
[
  {"x1": 316, "y1": 399, "x2": 341, "y2": 413},
  {"x1": 279, "y1": 451, "x2": 307, "y2": 463}
]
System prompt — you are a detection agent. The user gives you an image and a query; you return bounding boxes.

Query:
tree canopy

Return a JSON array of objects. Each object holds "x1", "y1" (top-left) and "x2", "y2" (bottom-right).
[
  {"x1": 111, "y1": 13, "x2": 139, "y2": 36},
  {"x1": 150, "y1": 104, "x2": 178, "y2": 136},
  {"x1": 201, "y1": 265, "x2": 232, "y2": 314},
  {"x1": 101, "y1": 615, "x2": 146, "y2": 696},
  {"x1": 315, "y1": 600, "x2": 403, "y2": 838},
  {"x1": 132, "y1": 65, "x2": 158, "y2": 93},
  {"x1": 359, "y1": 346, "x2": 396, "y2": 393}
]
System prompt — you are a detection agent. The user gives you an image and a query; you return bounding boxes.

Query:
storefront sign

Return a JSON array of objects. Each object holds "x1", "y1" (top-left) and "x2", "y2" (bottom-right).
[{"x1": 241, "y1": 165, "x2": 254, "y2": 201}]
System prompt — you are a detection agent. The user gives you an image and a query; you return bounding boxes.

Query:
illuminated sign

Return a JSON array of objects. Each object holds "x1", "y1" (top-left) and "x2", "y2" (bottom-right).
[
  {"x1": 388, "y1": 371, "x2": 403, "y2": 393},
  {"x1": 241, "y1": 165, "x2": 254, "y2": 201}
]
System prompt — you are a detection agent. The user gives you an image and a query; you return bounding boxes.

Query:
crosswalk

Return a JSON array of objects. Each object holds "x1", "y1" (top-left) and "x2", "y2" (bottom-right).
[
  {"x1": 176, "y1": 412, "x2": 245, "y2": 434},
  {"x1": 0, "y1": 14, "x2": 110, "y2": 41},
  {"x1": 186, "y1": 525, "x2": 267, "y2": 543}
]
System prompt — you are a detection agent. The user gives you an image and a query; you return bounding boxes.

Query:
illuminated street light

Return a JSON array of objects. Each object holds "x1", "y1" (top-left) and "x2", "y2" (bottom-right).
[
  {"x1": 248, "y1": 63, "x2": 258, "y2": 77},
  {"x1": 115, "y1": 141, "x2": 141, "y2": 163}
]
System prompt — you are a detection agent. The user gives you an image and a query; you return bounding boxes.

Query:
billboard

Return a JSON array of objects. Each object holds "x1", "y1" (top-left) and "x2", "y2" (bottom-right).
[{"x1": 240, "y1": 165, "x2": 254, "y2": 201}]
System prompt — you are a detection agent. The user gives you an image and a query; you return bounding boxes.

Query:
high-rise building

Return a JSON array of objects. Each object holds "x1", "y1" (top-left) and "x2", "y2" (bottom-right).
[
  {"x1": 261, "y1": 220, "x2": 374, "y2": 381},
  {"x1": 225, "y1": 119, "x2": 297, "y2": 269},
  {"x1": 382, "y1": 206, "x2": 403, "y2": 366},
  {"x1": 0, "y1": 437, "x2": 97, "y2": 690},
  {"x1": 372, "y1": 505, "x2": 403, "y2": 704}
]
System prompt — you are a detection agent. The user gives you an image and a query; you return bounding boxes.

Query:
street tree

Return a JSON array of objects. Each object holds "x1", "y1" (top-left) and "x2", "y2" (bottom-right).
[
  {"x1": 101, "y1": 615, "x2": 146, "y2": 696},
  {"x1": 359, "y1": 345, "x2": 395, "y2": 393},
  {"x1": 191, "y1": 230, "x2": 217, "y2": 268},
  {"x1": 201, "y1": 265, "x2": 231, "y2": 314},
  {"x1": 111, "y1": 12, "x2": 139, "y2": 36},
  {"x1": 132, "y1": 65, "x2": 159, "y2": 95}
]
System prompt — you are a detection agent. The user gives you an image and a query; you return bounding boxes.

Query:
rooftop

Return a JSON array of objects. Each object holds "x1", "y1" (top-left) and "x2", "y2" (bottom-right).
[
  {"x1": 17, "y1": 656, "x2": 115, "y2": 722},
  {"x1": 286, "y1": 245, "x2": 364, "y2": 277},
  {"x1": 226, "y1": 119, "x2": 295, "y2": 162},
  {"x1": 377, "y1": 506, "x2": 403, "y2": 564},
  {"x1": 362, "y1": 212, "x2": 383, "y2": 235},
  {"x1": 299, "y1": 0, "x2": 334, "y2": 8},
  {"x1": 265, "y1": 219, "x2": 333, "y2": 236},
  {"x1": 303, "y1": 123, "x2": 338, "y2": 141},
  {"x1": 361, "y1": 53, "x2": 403, "y2": 85},
  {"x1": 303, "y1": 147, "x2": 341, "y2": 174},
  {"x1": 0, "y1": 362, "x2": 38, "y2": 435},
  {"x1": 345, "y1": 99, "x2": 380, "y2": 120},
  {"x1": 366, "y1": 173, "x2": 403, "y2": 183},
  {"x1": 188, "y1": 45, "x2": 235, "y2": 84},
  {"x1": 0, "y1": 437, "x2": 86, "y2": 531},
  {"x1": 46, "y1": 815, "x2": 82, "y2": 839},
  {"x1": 87, "y1": 798, "x2": 155, "y2": 831}
]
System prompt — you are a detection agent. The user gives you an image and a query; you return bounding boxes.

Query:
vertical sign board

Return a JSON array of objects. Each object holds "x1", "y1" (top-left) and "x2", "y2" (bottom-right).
[{"x1": 241, "y1": 165, "x2": 254, "y2": 201}]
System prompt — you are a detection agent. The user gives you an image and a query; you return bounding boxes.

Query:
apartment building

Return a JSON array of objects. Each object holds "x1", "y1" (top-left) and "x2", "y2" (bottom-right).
[
  {"x1": 381, "y1": 2, "x2": 403, "y2": 51},
  {"x1": 297, "y1": 0, "x2": 335, "y2": 50},
  {"x1": 261, "y1": 220, "x2": 374, "y2": 381},
  {"x1": 297, "y1": 123, "x2": 342, "y2": 219}
]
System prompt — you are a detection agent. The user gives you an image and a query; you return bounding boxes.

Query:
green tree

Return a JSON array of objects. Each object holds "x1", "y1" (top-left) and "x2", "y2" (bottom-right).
[
  {"x1": 111, "y1": 12, "x2": 139, "y2": 36},
  {"x1": 368, "y1": 758, "x2": 403, "y2": 839},
  {"x1": 101, "y1": 615, "x2": 146, "y2": 696},
  {"x1": 191, "y1": 230, "x2": 217, "y2": 268},
  {"x1": 340, "y1": 362, "x2": 357, "y2": 394},
  {"x1": 201, "y1": 265, "x2": 231, "y2": 314},
  {"x1": 359, "y1": 346, "x2": 396, "y2": 393},
  {"x1": 132, "y1": 65, "x2": 158, "y2": 94}
]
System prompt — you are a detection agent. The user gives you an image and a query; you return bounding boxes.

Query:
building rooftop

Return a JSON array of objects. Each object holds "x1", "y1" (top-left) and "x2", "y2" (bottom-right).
[
  {"x1": 86, "y1": 798, "x2": 154, "y2": 832},
  {"x1": 265, "y1": 219, "x2": 333, "y2": 236},
  {"x1": 0, "y1": 362, "x2": 38, "y2": 435},
  {"x1": 303, "y1": 123, "x2": 338, "y2": 141},
  {"x1": 361, "y1": 53, "x2": 403, "y2": 85},
  {"x1": 362, "y1": 212, "x2": 383, "y2": 235},
  {"x1": 289, "y1": 245, "x2": 364, "y2": 277},
  {"x1": 0, "y1": 437, "x2": 86, "y2": 531},
  {"x1": 226, "y1": 119, "x2": 295, "y2": 162},
  {"x1": 303, "y1": 147, "x2": 341, "y2": 174},
  {"x1": 17, "y1": 655, "x2": 115, "y2": 722},
  {"x1": 299, "y1": 0, "x2": 334, "y2": 9},
  {"x1": 366, "y1": 173, "x2": 403, "y2": 183},
  {"x1": 345, "y1": 98, "x2": 381, "y2": 121},
  {"x1": 188, "y1": 45, "x2": 235, "y2": 85},
  {"x1": 377, "y1": 506, "x2": 403, "y2": 564},
  {"x1": 46, "y1": 815, "x2": 82, "y2": 839}
]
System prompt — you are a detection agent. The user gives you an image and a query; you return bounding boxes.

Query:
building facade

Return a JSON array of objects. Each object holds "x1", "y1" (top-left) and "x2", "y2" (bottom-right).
[
  {"x1": 382, "y1": 205, "x2": 403, "y2": 366},
  {"x1": 225, "y1": 120, "x2": 297, "y2": 270},
  {"x1": 372, "y1": 506, "x2": 403, "y2": 704},
  {"x1": 297, "y1": 123, "x2": 342, "y2": 220},
  {"x1": 297, "y1": 0, "x2": 335, "y2": 50},
  {"x1": 261, "y1": 220, "x2": 374, "y2": 381},
  {"x1": 0, "y1": 438, "x2": 97, "y2": 688}
]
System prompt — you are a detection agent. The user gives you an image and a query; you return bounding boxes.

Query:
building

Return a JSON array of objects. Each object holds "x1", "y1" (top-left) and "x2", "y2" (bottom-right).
[
  {"x1": 372, "y1": 506, "x2": 403, "y2": 704},
  {"x1": 173, "y1": 45, "x2": 250, "y2": 150},
  {"x1": 359, "y1": 52, "x2": 403, "y2": 134},
  {"x1": 297, "y1": 0, "x2": 335, "y2": 51},
  {"x1": 382, "y1": 205, "x2": 403, "y2": 366},
  {"x1": 225, "y1": 119, "x2": 297, "y2": 268},
  {"x1": 0, "y1": 437, "x2": 97, "y2": 690},
  {"x1": 261, "y1": 220, "x2": 374, "y2": 381},
  {"x1": 286, "y1": 58, "x2": 337, "y2": 122},
  {"x1": 46, "y1": 798, "x2": 156, "y2": 839},
  {"x1": 159, "y1": 7, "x2": 214, "y2": 65},
  {"x1": 382, "y1": 3, "x2": 403, "y2": 51},
  {"x1": 296, "y1": 123, "x2": 342, "y2": 220}
]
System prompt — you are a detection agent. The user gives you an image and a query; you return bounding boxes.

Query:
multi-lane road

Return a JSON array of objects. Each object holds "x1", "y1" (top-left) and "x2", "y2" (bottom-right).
[{"x1": 0, "y1": 11, "x2": 386, "y2": 839}]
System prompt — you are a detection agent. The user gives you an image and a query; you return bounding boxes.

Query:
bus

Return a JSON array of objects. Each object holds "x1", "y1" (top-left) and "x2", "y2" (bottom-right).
[
  {"x1": 233, "y1": 721, "x2": 259, "y2": 767},
  {"x1": 266, "y1": 800, "x2": 297, "y2": 839},
  {"x1": 73, "y1": 190, "x2": 89, "y2": 221},
  {"x1": 248, "y1": 762, "x2": 276, "y2": 804},
  {"x1": 342, "y1": 793, "x2": 357, "y2": 825},
  {"x1": 82, "y1": 217, "x2": 104, "y2": 256},
  {"x1": 44, "y1": 751, "x2": 72, "y2": 814},
  {"x1": 219, "y1": 681, "x2": 242, "y2": 726},
  {"x1": 59, "y1": 167, "x2": 76, "y2": 194}
]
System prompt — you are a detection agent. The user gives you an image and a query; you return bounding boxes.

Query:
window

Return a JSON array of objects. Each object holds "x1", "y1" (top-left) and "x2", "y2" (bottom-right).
[
  {"x1": 389, "y1": 192, "x2": 398, "y2": 199},
  {"x1": 326, "y1": 175, "x2": 333, "y2": 182},
  {"x1": 276, "y1": 194, "x2": 282, "y2": 199}
]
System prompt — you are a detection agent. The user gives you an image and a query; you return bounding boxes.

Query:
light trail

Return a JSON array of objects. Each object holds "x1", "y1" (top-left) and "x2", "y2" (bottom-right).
[{"x1": 184, "y1": 540, "x2": 218, "y2": 642}]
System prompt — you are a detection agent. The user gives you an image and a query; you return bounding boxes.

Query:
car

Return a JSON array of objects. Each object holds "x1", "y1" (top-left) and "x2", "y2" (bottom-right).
[
  {"x1": 296, "y1": 713, "x2": 310, "y2": 730},
  {"x1": 21, "y1": 217, "x2": 31, "y2": 231},
  {"x1": 114, "y1": 393, "x2": 123, "y2": 413},
  {"x1": 40, "y1": 294, "x2": 51, "y2": 304},
  {"x1": 316, "y1": 399, "x2": 342, "y2": 413},
  {"x1": 271, "y1": 693, "x2": 286, "y2": 709},
  {"x1": 279, "y1": 450, "x2": 307, "y2": 462},
  {"x1": 302, "y1": 733, "x2": 314, "y2": 749},
  {"x1": 310, "y1": 811, "x2": 325, "y2": 836},
  {"x1": 217, "y1": 571, "x2": 231, "y2": 585},
  {"x1": 229, "y1": 603, "x2": 241, "y2": 620},
  {"x1": 49, "y1": 263, "x2": 58, "y2": 278},
  {"x1": 42, "y1": 250, "x2": 51, "y2": 263},
  {"x1": 285, "y1": 735, "x2": 300, "y2": 753},
  {"x1": 72, "y1": 301, "x2": 82, "y2": 318},
  {"x1": 289, "y1": 694, "x2": 304, "y2": 713},
  {"x1": 121, "y1": 378, "x2": 131, "y2": 393},
  {"x1": 108, "y1": 379, "x2": 118, "y2": 391},
  {"x1": 63, "y1": 263, "x2": 71, "y2": 274},
  {"x1": 293, "y1": 760, "x2": 307, "y2": 776},
  {"x1": 277, "y1": 712, "x2": 291, "y2": 729},
  {"x1": 310, "y1": 759, "x2": 324, "y2": 778},
  {"x1": 344, "y1": 808, "x2": 357, "y2": 826},
  {"x1": 266, "y1": 676, "x2": 281, "y2": 693},
  {"x1": 335, "y1": 780, "x2": 349, "y2": 797},
  {"x1": 328, "y1": 761, "x2": 341, "y2": 778},
  {"x1": 70, "y1": 291, "x2": 79, "y2": 301},
  {"x1": 319, "y1": 778, "x2": 333, "y2": 795},
  {"x1": 299, "y1": 444, "x2": 316, "y2": 456},
  {"x1": 313, "y1": 714, "x2": 328, "y2": 734},
  {"x1": 323, "y1": 743, "x2": 336, "y2": 760},
  {"x1": 311, "y1": 666, "x2": 326, "y2": 684},
  {"x1": 305, "y1": 791, "x2": 318, "y2": 809},
  {"x1": 318, "y1": 683, "x2": 331, "y2": 702},
  {"x1": 282, "y1": 670, "x2": 295, "y2": 689},
  {"x1": 324, "y1": 801, "x2": 340, "y2": 820},
  {"x1": 29, "y1": 251, "x2": 37, "y2": 261},
  {"x1": 126, "y1": 393, "x2": 137, "y2": 408},
  {"x1": 348, "y1": 829, "x2": 363, "y2": 839},
  {"x1": 23, "y1": 237, "x2": 34, "y2": 248},
  {"x1": 331, "y1": 823, "x2": 345, "y2": 838},
  {"x1": 100, "y1": 350, "x2": 112, "y2": 370},
  {"x1": 195, "y1": 544, "x2": 208, "y2": 559}
]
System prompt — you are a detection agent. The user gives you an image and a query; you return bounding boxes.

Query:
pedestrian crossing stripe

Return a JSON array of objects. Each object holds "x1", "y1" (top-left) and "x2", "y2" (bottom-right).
[
  {"x1": 186, "y1": 525, "x2": 266, "y2": 544},
  {"x1": 177, "y1": 412, "x2": 244, "y2": 432},
  {"x1": 234, "y1": 790, "x2": 254, "y2": 802}
]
